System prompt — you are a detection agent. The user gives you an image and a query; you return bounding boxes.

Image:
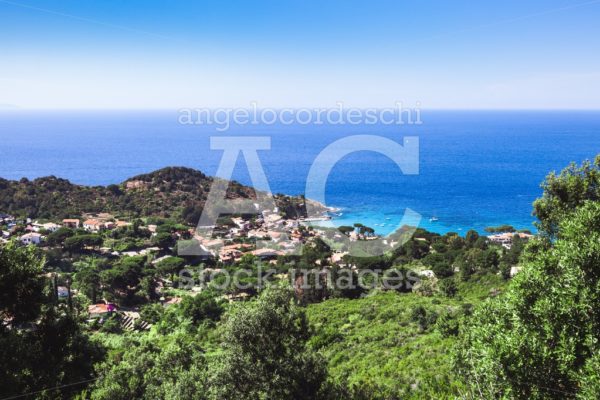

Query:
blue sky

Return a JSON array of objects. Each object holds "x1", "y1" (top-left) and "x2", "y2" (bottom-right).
[{"x1": 1, "y1": 0, "x2": 600, "y2": 109}]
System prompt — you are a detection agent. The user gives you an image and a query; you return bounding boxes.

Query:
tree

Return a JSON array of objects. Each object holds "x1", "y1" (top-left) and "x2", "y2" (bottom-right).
[
  {"x1": 465, "y1": 229, "x2": 479, "y2": 247},
  {"x1": 422, "y1": 252, "x2": 453, "y2": 278},
  {"x1": 0, "y1": 244, "x2": 102, "y2": 398},
  {"x1": 208, "y1": 287, "x2": 330, "y2": 399},
  {"x1": 455, "y1": 201, "x2": 600, "y2": 399},
  {"x1": 533, "y1": 154, "x2": 600, "y2": 238},
  {"x1": 302, "y1": 237, "x2": 331, "y2": 266},
  {"x1": 152, "y1": 231, "x2": 175, "y2": 250},
  {"x1": 73, "y1": 258, "x2": 102, "y2": 303},
  {"x1": 455, "y1": 247, "x2": 498, "y2": 280},
  {"x1": 45, "y1": 226, "x2": 75, "y2": 246},
  {"x1": 179, "y1": 290, "x2": 224, "y2": 324},
  {"x1": 0, "y1": 243, "x2": 45, "y2": 324},
  {"x1": 338, "y1": 225, "x2": 354, "y2": 236},
  {"x1": 91, "y1": 333, "x2": 207, "y2": 400},
  {"x1": 156, "y1": 256, "x2": 185, "y2": 281},
  {"x1": 484, "y1": 225, "x2": 516, "y2": 233},
  {"x1": 64, "y1": 234, "x2": 103, "y2": 252},
  {"x1": 100, "y1": 256, "x2": 146, "y2": 304}
]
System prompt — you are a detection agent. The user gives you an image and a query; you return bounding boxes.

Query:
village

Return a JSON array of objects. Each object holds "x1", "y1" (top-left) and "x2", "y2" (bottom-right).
[
  {"x1": 1, "y1": 207, "x2": 346, "y2": 329},
  {"x1": 0, "y1": 208, "x2": 533, "y2": 332}
]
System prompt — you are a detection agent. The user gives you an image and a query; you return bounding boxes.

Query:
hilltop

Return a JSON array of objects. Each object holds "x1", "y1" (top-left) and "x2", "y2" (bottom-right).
[{"x1": 0, "y1": 166, "x2": 316, "y2": 223}]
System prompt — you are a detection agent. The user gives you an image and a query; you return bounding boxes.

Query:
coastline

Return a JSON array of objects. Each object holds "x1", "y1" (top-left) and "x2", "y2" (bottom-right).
[
  {"x1": 0, "y1": 168, "x2": 537, "y2": 237},
  {"x1": 2, "y1": 111, "x2": 597, "y2": 236}
]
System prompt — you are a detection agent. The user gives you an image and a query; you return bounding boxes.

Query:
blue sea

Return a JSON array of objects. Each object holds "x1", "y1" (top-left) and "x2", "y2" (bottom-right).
[{"x1": 1, "y1": 110, "x2": 599, "y2": 235}]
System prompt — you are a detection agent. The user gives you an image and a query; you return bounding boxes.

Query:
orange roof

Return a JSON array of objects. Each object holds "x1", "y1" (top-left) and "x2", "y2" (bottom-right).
[{"x1": 88, "y1": 303, "x2": 116, "y2": 314}]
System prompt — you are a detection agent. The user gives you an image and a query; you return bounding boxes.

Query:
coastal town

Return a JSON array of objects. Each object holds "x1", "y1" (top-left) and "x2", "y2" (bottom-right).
[{"x1": 1, "y1": 203, "x2": 533, "y2": 332}]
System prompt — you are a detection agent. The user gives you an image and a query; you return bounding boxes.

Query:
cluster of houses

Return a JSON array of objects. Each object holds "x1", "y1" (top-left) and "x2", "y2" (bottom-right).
[
  {"x1": 0, "y1": 212, "x2": 135, "y2": 247},
  {"x1": 1, "y1": 214, "x2": 49, "y2": 245},
  {"x1": 487, "y1": 231, "x2": 534, "y2": 248},
  {"x1": 2, "y1": 206, "x2": 538, "y2": 326},
  {"x1": 62, "y1": 213, "x2": 132, "y2": 233},
  {"x1": 191, "y1": 207, "x2": 328, "y2": 264}
]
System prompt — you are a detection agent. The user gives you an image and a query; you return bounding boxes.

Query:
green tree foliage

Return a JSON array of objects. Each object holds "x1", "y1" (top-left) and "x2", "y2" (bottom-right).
[
  {"x1": 64, "y1": 234, "x2": 103, "y2": 252},
  {"x1": 178, "y1": 290, "x2": 224, "y2": 324},
  {"x1": 499, "y1": 234, "x2": 526, "y2": 279},
  {"x1": 0, "y1": 243, "x2": 45, "y2": 323},
  {"x1": 0, "y1": 167, "x2": 314, "y2": 222},
  {"x1": 455, "y1": 247, "x2": 499, "y2": 281},
  {"x1": 465, "y1": 229, "x2": 480, "y2": 246},
  {"x1": 45, "y1": 226, "x2": 75, "y2": 246},
  {"x1": 533, "y1": 155, "x2": 600, "y2": 238},
  {"x1": 155, "y1": 256, "x2": 185, "y2": 280},
  {"x1": 152, "y1": 231, "x2": 175, "y2": 250},
  {"x1": 73, "y1": 258, "x2": 103, "y2": 303},
  {"x1": 484, "y1": 225, "x2": 516, "y2": 233},
  {"x1": 301, "y1": 237, "x2": 332, "y2": 266},
  {"x1": 422, "y1": 252, "x2": 453, "y2": 277},
  {"x1": 208, "y1": 287, "x2": 330, "y2": 399},
  {"x1": 455, "y1": 201, "x2": 600, "y2": 399},
  {"x1": 100, "y1": 256, "x2": 149, "y2": 304},
  {"x1": 0, "y1": 244, "x2": 101, "y2": 398},
  {"x1": 91, "y1": 333, "x2": 207, "y2": 400},
  {"x1": 337, "y1": 225, "x2": 354, "y2": 235}
]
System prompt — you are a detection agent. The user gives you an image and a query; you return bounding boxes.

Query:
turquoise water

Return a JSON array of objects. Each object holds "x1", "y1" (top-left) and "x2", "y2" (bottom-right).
[{"x1": 1, "y1": 110, "x2": 599, "y2": 235}]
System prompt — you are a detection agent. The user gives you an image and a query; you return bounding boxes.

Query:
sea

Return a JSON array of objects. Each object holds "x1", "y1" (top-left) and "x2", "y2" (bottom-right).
[{"x1": 1, "y1": 110, "x2": 599, "y2": 235}]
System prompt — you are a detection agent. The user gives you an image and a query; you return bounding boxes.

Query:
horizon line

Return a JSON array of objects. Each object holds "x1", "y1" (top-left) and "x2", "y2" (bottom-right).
[{"x1": 2, "y1": 107, "x2": 600, "y2": 112}]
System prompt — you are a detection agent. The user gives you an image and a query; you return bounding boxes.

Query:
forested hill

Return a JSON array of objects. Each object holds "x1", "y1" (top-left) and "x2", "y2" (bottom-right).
[{"x1": 0, "y1": 166, "x2": 312, "y2": 223}]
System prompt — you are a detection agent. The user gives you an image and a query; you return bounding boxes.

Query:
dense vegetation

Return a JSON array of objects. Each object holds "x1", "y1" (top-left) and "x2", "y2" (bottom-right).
[
  {"x1": 306, "y1": 274, "x2": 506, "y2": 398},
  {"x1": 0, "y1": 166, "x2": 311, "y2": 223},
  {"x1": 0, "y1": 244, "x2": 102, "y2": 398},
  {"x1": 1, "y1": 155, "x2": 599, "y2": 399},
  {"x1": 456, "y1": 155, "x2": 600, "y2": 399}
]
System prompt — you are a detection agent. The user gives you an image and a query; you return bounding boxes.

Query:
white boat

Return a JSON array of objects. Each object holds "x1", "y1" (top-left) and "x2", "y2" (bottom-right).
[{"x1": 429, "y1": 217, "x2": 439, "y2": 222}]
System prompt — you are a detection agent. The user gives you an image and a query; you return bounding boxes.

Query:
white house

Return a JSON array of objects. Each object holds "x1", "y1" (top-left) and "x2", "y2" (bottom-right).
[
  {"x1": 20, "y1": 232, "x2": 42, "y2": 245},
  {"x1": 32, "y1": 222, "x2": 61, "y2": 233},
  {"x1": 487, "y1": 232, "x2": 534, "y2": 249},
  {"x1": 83, "y1": 219, "x2": 103, "y2": 232}
]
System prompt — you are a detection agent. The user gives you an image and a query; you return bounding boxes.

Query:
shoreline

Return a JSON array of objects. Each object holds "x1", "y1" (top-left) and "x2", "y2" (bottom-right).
[{"x1": 0, "y1": 168, "x2": 537, "y2": 237}]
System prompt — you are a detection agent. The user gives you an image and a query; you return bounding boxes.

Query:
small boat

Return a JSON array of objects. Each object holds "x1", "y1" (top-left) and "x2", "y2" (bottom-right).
[
  {"x1": 429, "y1": 216, "x2": 439, "y2": 222},
  {"x1": 385, "y1": 217, "x2": 391, "y2": 220}
]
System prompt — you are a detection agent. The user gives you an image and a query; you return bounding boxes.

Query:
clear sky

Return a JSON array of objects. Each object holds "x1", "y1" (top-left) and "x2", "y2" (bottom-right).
[{"x1": 1, "y1": 0, "x2": 600, "y2": 109}]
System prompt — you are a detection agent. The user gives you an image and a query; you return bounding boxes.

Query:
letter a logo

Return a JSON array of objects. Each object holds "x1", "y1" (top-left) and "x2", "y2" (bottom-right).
[{"x1": 178, "y1": 137, "x2": 281, "y2": 256}]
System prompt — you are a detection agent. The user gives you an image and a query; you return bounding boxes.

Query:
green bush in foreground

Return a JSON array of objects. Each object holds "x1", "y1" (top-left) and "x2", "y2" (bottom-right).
[{"x1": 455, "y1": 202, "x2": 600, "y2": 399}]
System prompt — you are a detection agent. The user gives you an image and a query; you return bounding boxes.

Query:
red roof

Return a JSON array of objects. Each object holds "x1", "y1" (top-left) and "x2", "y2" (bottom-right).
[{"x1": 88, "y1": 303, "x2": 116, "y2": 314}]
